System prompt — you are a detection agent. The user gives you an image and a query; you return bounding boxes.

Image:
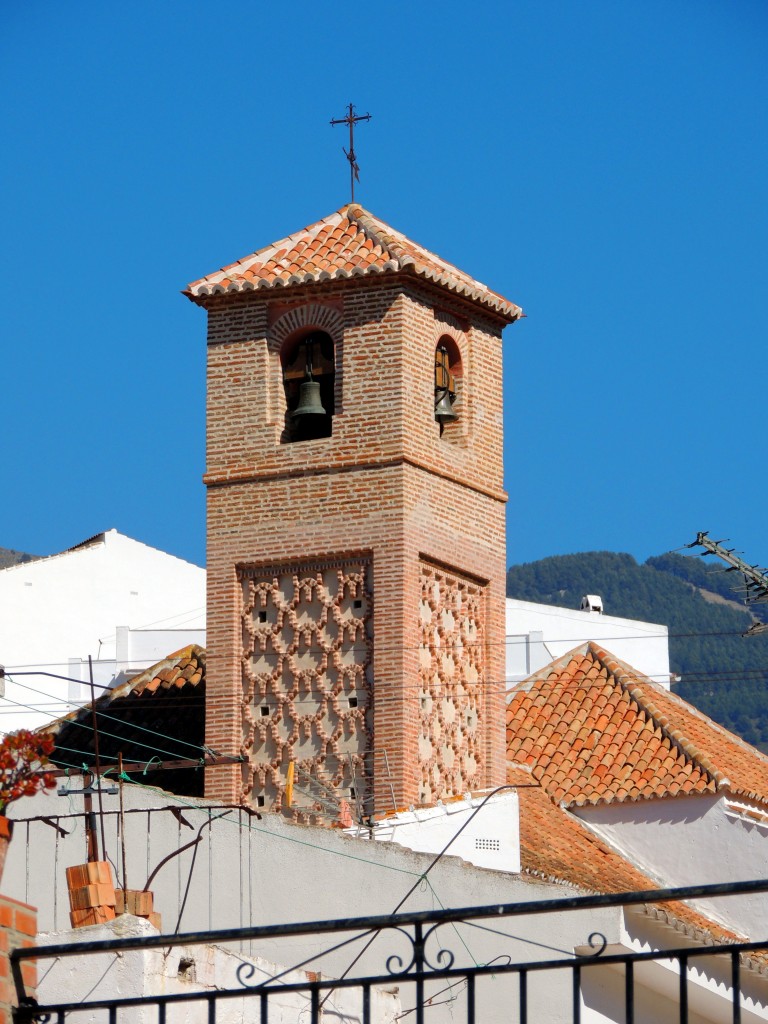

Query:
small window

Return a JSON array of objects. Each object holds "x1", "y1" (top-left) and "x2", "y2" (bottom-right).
[
  {"x1": 257, "y1": 610, "x2": 268, "y2": 624},
  {"x1": 260, "y1": 705, "x2": 270, "y2": 718},
  {"x1": 282, "y1": 331, "x2": 335, "y2": 442},
  {"x1": 348, "y1": 695, "x2": 358, "y2": 709}
]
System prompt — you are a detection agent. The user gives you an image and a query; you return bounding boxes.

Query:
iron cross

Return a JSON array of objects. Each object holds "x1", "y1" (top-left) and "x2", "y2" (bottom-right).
[{"x1": 330, "y1": 103, "x2": 372, "y2": 203}]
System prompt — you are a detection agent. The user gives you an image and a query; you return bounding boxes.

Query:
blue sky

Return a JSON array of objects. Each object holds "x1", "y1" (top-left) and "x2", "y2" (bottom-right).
[{"x1": 2, "y1": 2, "x2": 767, "y2": 571}]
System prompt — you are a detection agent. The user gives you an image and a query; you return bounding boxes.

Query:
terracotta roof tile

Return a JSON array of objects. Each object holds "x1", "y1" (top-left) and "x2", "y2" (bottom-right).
[
  {"x1": 185, "y1": 205, "x2": 522, "y2": 322},
  {"x1": 507, "y1": 642, "x2": 768, "y2": 808},
  {"x1": 46, "y1": 646, "x2": 207, "y2": 796},
  {"x1": 507, "y1": 765, "x2": 754, "y2": 953}
]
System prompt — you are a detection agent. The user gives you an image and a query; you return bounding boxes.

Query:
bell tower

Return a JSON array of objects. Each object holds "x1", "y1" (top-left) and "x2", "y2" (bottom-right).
[{"x1": 186, "y1": 205, "x2": 522, "y2": 820}]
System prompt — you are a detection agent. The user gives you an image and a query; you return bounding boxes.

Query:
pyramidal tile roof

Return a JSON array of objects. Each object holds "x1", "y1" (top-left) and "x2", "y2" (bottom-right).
[
  {"x1": 506, "y1": 642, "x2": 768, "y2": 808},
  {"x1": 185, "y1": 205, "x2": 522, "y2": 321}
]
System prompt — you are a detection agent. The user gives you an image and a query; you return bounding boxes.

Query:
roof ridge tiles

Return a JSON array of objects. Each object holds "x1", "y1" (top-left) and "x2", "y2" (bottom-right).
[
  {"x1": 185, "y1": 205, "x2": 522, "y2": 320},
  {"x1": 587, "y1": 644, "x2": 728, "y2": 792},
  {"x1": 507, "y1": 641, "x2": 764, "y2": 808}
]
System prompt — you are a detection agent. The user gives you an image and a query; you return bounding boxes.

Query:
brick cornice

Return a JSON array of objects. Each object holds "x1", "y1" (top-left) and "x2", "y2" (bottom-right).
[{"x1": 203, "y1": 455, "x2": 507, "y2": 504}]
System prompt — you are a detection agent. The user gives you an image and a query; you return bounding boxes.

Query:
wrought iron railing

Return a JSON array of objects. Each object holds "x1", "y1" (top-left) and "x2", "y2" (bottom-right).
[{"x1": 13, "y1": 878, "x2": 768, "y2": 1023}]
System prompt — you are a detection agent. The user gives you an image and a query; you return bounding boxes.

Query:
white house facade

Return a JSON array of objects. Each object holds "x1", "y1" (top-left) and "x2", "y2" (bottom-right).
[{"x1": 0, "y1": 529, "x2": 205, "y2": 734}]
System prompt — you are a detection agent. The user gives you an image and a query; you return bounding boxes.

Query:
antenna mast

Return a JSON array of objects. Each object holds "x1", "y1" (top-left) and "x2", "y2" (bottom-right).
[{"x1": 688, "y1": 531, "x2": 768, "y2": 635}]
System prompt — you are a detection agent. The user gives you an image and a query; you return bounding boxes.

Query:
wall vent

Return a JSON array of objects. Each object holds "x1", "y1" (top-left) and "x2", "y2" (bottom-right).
[{"x1": 474, "y1": 838, "x2": 501, "y2": 852}]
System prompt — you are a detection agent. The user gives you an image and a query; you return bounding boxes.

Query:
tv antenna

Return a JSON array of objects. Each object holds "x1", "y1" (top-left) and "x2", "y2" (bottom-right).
[{"x1": 688, "y1": 531, "x2": 768, "y2": 635}]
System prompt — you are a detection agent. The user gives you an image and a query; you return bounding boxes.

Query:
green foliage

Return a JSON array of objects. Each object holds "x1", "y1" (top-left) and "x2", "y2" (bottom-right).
[{"x1": 507, "y1": 551, "x2": 768, "y2": 751}]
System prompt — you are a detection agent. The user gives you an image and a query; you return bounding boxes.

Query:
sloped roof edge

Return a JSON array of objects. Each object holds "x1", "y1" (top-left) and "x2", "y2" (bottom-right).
[
  {"x1": 185, "y1": 205, "x2": 522, "y2": 322},
  {"x1": 507, "y1": 642, "x2": 768, "y2": 808},
  {"x1": 45, "y1": 644, "x2": 206, "y2": 736},
  {"x1": 510, "y1": 766, "x2": 767, "y2": 971}
]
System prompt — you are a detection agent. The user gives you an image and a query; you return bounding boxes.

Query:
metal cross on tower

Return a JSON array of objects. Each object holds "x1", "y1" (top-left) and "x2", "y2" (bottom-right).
[{"x1": 330, "y1": 103, "x2": 371, "y2": 203}]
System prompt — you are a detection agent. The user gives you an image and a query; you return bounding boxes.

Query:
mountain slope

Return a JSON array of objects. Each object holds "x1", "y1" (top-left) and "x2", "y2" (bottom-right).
[{"x1": 0, "y1": 547, "x2": 38, "y2": 570}]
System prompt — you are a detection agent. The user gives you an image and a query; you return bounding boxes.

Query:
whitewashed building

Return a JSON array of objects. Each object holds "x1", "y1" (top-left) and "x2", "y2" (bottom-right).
[
  {"x1": 0, "y1": 529, "x2": 205, "y2": 734},
  {"x1": 506, "y1": 596, "x2": 672, "y2": 689}
]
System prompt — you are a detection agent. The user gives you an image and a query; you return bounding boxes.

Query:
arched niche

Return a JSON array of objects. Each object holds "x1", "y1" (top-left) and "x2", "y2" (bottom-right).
[
  {"x1": 271, "y1": 304, "x2": 343, "y2": 443},
  {"x1": 280, "y1": 329, "x2": 335, "y2": 441},
  {"x1": 434, "y1": 333, "x2": 464, "y2": 437}
]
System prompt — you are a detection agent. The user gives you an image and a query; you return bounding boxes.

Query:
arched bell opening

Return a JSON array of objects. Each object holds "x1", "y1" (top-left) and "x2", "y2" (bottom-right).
[
  {"x1": 281, "y1": 330, "x2": 335, "y2": 442},
  {"x1": 434, "y1": 335, "x2": 463, "y2": 436}
]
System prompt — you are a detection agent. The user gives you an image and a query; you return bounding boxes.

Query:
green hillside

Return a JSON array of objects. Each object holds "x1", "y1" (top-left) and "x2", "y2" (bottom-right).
[{"x1": 506, "y1": 551, "x2": 768, "y2": 750}]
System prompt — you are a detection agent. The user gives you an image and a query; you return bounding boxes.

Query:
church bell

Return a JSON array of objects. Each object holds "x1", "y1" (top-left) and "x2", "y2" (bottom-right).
[
  {"x1": 293, "y1": 376, "x2": 327, "y2": 418},
  {"x1": 434, "y1": 388, "x2": 458, "y2": 424}
]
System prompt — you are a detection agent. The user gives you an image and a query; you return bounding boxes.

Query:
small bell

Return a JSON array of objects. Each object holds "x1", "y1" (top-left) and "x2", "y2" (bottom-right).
[
  {"x1": 293, "y1": 377, "x2": 327, "y2": 418},
  {"x1": 434, "y1": 389, "x2": 458, "y2": 424}
]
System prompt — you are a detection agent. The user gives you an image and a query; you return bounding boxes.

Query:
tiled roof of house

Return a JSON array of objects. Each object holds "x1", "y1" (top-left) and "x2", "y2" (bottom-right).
[
  {"x1": 111, "y1": 644, "x2": 206, "y2": 699},
  {"x1": 506, "y1": 642, "x2": 768, "y2": 807},
  {"x1": 508, "y1": 765, "x2": 760, "y2": 958},
  {"x1": 48, "y1": 645, "x2": 206, "y2": 796},
  {"x1": 185, "y1": 205, "x2": 522, "y2": 321}
]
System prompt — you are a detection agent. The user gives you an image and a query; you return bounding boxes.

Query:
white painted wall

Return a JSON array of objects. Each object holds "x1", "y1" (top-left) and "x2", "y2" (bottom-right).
[
  {"x1": 576, "y1": 793, "x2": 768, "y2": 939},
  {"x1": 365, "y1": 791, "x2": 520, "y2": 873},
  {"x1": 66, "y1": 626, "x2": 206, "y2": 701},
  {"x1": 37, "y1": 914, "x2": 401, "y2": 1024},
  {"x1": 506, "y1": 598, "x2": 671, "y2": 689},
  {"x1": 6, "y1": 785, "x2": 622, "y2": 1024},
  {"x1": 608, "y1": 910, "x2": 768, "y2": 1023},
  {"x1": 0, "y1": 530, "x2": 205, "y2": 734},
  {"x1": 7, "y1": 785, "x2": 765, "y2": 1023}
]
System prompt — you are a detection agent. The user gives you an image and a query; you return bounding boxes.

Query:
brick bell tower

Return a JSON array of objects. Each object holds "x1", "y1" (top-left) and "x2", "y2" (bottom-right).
[{"x1": 185, "y1": 205, "x2": 522, "y2": 820}]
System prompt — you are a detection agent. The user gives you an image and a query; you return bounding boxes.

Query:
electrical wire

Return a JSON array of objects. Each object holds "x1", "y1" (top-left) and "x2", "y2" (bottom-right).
[
  {"x1": 5, "y1": 675, "x2": 208, "y2": 754},
  {"x1": 2, "y1": 622, "x2": 765, "y2": 676},
  {"x1": 314, "y1": 785, "x2": 518, "y2": 1007},
  {"x1": 5, "y1": 664, "x2": 768, "y2": 728},
  {"x1": 95, "y1": 606, "x2": 206, "y2": 643},
  {"x1": 1, "y1": 679, "x2": 206, "y2": 764},
  {"x1": 28, "y1": 776, "x2": 431, "y2": 880}
]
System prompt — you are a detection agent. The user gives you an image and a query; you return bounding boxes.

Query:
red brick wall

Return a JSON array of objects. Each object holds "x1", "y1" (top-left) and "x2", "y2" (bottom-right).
[
  {"x1": 201, "y1": 271, "x2": 512, "y2": 811},
  {"x1": 0, "y1": 896, "x2": 36, "y2": 1024}
]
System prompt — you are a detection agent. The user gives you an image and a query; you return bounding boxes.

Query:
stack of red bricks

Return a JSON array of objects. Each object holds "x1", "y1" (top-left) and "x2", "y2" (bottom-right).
[
  {"x1": 0, "y1": 895, "x2": 36, "y2": 1024},
  {"x1": 115, "y1": 888, "x2": 162, "y2": 930},
  {"x1": 67, "y1": 863, "x2": 161, "y2": 930},
  {"x1": 66, "y1": 862, "x2": 116, "y2": 927}
]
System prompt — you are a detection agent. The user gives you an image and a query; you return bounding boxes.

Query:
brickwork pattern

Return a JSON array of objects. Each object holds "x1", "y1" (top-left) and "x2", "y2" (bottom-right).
[
  {"x1": 200, "y1": 232, "x2": 514, "y2": 811},
  {"x1": 418, "y1": 563, "x2": 486, "y2": 802},
  {"x1": 239, "y1": 560, "x2": 373, "y2": 819},
  {"x1": 0, "y1": 895, "x2": 36, "y2": 1024}
]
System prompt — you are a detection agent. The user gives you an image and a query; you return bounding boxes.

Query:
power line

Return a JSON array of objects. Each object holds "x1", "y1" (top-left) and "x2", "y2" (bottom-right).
[
  {"x1": 95, "y1": 606, "x2": 206, "y2": 643},
  {"x1": 2, "y1": 677, "x2": 209, "y2": 764},
  {"x1": 3, "y1": 622, "x2": 765, "y2": 677},
  {"x1": 4, "y1": 666, "x2": 768, "y2": 733}
]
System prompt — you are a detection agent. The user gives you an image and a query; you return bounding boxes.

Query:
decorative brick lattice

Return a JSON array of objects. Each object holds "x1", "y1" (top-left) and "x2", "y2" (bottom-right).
[
  {"x1": 418, "y1": 563, "x2": 486, "y2": 802},
  {"x1": 239, "y1": 560, "x2": 373, "y2": 820}
]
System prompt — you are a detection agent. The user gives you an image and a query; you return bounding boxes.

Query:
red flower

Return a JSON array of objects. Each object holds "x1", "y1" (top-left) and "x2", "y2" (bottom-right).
[{"x1": 0, "y1": 730, "x2": 56, "y2": 814}]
